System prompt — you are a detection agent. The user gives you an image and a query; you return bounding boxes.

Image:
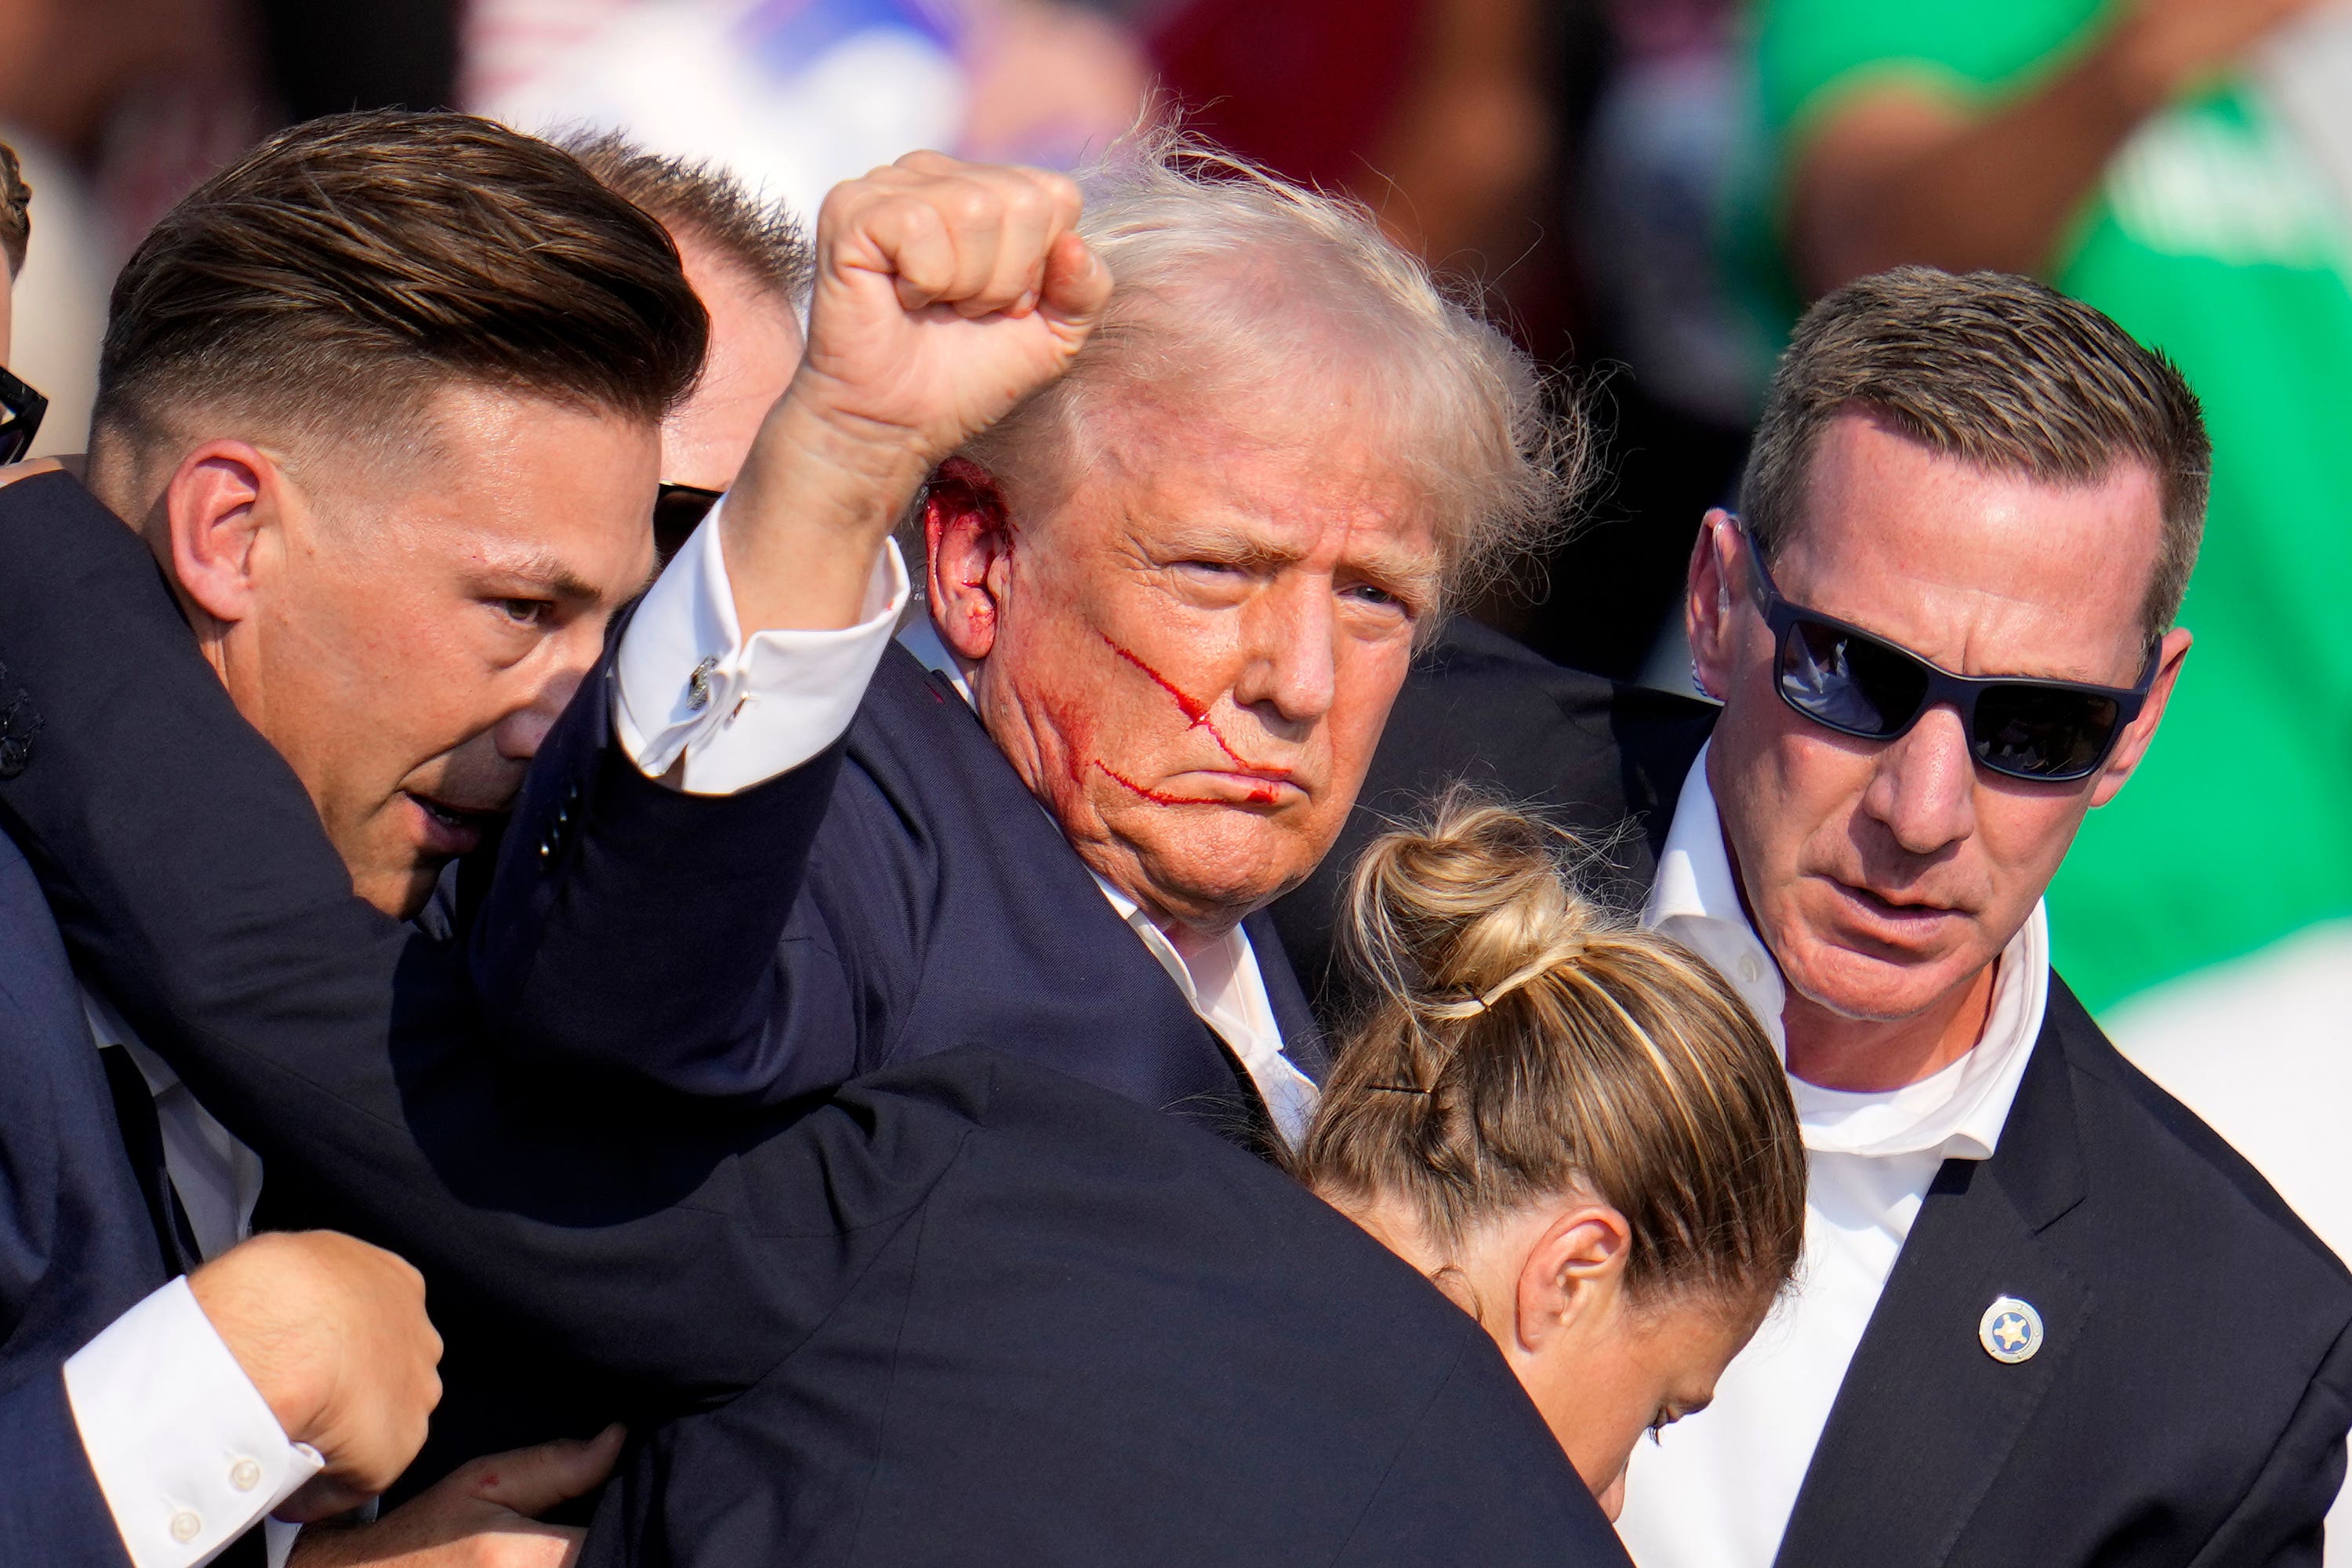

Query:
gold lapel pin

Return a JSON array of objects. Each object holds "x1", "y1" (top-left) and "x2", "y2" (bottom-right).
[{"x1": 1978, "y1": 1296, "x2": 2044, "y2": 1364}]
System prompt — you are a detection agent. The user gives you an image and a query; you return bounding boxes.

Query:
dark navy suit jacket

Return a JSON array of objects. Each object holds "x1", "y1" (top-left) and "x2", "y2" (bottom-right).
[
  {"x1": 1, "y1": 572, "x2": 180, "y2": 1568},
  {"x1": 0, "y1": 471, "x2": 1627, "y2": 1567},
  {"x1": 472, "y1": 638, "x2": 1327, "y2": 1134}
]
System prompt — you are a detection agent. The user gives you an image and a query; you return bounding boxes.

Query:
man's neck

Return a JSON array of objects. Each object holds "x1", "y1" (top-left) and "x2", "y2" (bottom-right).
[{"x1": 1781, "y1": 960, "x2": 1998, "y2": 1092}]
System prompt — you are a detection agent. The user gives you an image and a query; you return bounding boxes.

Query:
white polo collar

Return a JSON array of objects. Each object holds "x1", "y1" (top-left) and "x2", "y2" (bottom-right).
[{"x1": 1641, "y1": 743, "x2": 2049, "y2": 1163}]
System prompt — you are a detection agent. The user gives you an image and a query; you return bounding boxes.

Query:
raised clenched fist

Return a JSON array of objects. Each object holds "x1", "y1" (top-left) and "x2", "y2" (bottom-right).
[
  {"x1": 718, "y1": 154, "x2": 1113, "y2": 639},
  {"x1": 795, "y1": 151, "x2": 1110, "y2": 466}
]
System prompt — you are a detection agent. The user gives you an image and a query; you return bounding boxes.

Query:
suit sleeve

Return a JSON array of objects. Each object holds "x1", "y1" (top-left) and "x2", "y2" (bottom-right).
[
  {"x1": 0, "y1": 473, "x2": 889, "y2": 1397},
  {"x1": 465, "y1": 612, "x2": 849, "y2": 1100},
  {"x1": 2186, "y1": 1315, "x2": 2352, "y2": 1568},
  {"x1": 468, "y1": 501, "x2": 908, "y2": 1102},
  {"x1": 0, "y1": 1367, "x2": 134, "y2": 1568}
]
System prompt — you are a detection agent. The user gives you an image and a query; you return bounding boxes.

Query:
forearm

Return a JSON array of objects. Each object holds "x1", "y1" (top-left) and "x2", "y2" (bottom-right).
[
  {"x1": 1789, "y1": 27, "x2": 2165, "y2": 292},
  {"x1": 720, "y1": 383, "x2": 933, "y2": 636}
]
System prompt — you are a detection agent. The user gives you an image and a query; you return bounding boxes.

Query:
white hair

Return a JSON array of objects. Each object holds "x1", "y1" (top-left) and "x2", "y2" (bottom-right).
[{"x1": 958, "y1": 129, "x2": 1584, "y2": 613}]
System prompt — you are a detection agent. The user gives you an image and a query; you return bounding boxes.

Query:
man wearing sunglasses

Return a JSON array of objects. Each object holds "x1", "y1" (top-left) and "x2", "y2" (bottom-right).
[{"x1": 1282, "y1": 264, "x2": 2352, "y2": 1565}]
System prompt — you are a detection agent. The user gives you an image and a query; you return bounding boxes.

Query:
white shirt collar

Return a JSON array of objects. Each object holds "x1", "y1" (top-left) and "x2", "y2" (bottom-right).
[
  {"x1": 895, "y1": 616, "x2": 1319, "y2": 1145},
  {"x1": 1641, "y1": 743, "x2": 2049, "y2": 1162}
]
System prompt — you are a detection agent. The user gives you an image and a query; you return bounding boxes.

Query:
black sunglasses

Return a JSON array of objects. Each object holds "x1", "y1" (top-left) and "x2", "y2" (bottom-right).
[
  {"x1": 1734, "y1": 519, "x2": 2158, "y2": 782},
  {"x1": 0, "y1": 364, "x2": 47, "y2": 466},
  {"x1": 653, "y1": 481, "x2": 724, "y2": 566}
]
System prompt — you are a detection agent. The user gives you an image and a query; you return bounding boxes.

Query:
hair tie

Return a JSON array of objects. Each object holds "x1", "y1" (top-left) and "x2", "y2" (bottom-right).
[{"x1": 1367, "y1": 1083, "x2": 1431, "y2": 1096}]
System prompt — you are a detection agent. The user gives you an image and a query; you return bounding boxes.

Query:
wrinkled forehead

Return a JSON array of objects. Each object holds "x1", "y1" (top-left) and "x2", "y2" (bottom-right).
[{"x1": 1773, "y1": 413, "x2": 2163, "y2": 684}]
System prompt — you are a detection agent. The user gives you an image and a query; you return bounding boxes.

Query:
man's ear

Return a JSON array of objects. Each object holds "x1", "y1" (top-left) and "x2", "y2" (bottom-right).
[
  {"x1": 2089, "y1": 624, "x2": 2193, "y2": 808},
  {"x1": 1513, "y1": 1203, "x2": 1633, "y2": 1353},
  {"x1": 1686, "y1": 509, "x2": 1741, "y2": 701},
  {"x1": 161, "y1": 441, "x2": 283, "y2": 629},
  {"x1": 925, "y1": 455, "x2": 1017, "y2": 662}
]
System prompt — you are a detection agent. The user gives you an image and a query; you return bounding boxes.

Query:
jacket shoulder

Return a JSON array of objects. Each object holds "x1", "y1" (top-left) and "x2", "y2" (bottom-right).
[{"x1": 2052, "y1": 976, "x2": 2352, "y2": 1293}]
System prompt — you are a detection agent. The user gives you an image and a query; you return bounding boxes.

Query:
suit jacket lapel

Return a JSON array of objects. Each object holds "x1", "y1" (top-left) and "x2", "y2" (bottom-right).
[
  {"x1": 1245, "y1": 910, "x2": 1330, "y2": 1083},
  {"x1": 1773, "y1": 1000, "x2": 2090, "y2": 1567}
]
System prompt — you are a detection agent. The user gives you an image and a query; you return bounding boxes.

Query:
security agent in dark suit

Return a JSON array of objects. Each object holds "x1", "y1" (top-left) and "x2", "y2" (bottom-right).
[
  {"x1": 0, "y1": 136, "x2": 450, "y2": 1568},
  {"x1": 1276, "y1": 267, "x2": 2352, "y2": 1566},
  {"x1": 0, "y1": 443, "x2": 1635, "y2": 1568},
  {"x1": 0, "y1": 109, "x2": 738, "y2": 1563},
  {"x1": 469, "y1": 139, "x2": 1573, "y2": 1149}
]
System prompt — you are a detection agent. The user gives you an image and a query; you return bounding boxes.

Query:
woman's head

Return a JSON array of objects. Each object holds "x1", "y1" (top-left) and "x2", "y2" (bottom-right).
[{"x1": 1292, "y1": 793, "x2": 1806, "y2": 1516}]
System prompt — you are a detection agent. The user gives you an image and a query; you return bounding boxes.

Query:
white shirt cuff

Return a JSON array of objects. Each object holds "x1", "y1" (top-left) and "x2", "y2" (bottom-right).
[
  {"x1": 63, "y1": 1276, "x2": 323, "y2": 1568},
  {"x1": 614, "y1": 495, "x2": 909, "y2": 796}
]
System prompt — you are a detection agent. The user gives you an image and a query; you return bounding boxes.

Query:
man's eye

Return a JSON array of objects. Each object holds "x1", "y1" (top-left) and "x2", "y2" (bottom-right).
[
  {"x1": 495, "y1": 598, "x2": 551, "y2": 628},
  {"x1": 1646, "y1": 1407, "x2": 1676, "y2": 1441},
  {"x1": 1341, "y1": 582, "x2": 1414, "y2": 618}
]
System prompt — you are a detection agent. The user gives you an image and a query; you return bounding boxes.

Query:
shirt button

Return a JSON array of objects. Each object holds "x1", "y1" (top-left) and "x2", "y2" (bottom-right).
[
  {"x1": 230, "y1": 1457, "x2": 263, "y2": 1491},
  {"x1": 1740, "y1": 955, "x2": 1765, "y2": 983},
  {"x1": 170, "y1": 1510, "x2": 203, "y2": 1544}
]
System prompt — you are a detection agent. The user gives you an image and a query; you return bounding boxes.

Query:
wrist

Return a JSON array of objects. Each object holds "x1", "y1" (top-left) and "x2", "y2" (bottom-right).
[
  {"x1": 187, "y1": 1236, "x2": 333, "y2": 1445},
  {"x1": 764, "y1": 366, "x2": 943, "y2": 498}
]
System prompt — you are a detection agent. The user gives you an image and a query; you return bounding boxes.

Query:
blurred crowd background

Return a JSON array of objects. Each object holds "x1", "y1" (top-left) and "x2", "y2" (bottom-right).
[{"x1": 6, "y1": 0, "x2": 2348, "y2": 1142}]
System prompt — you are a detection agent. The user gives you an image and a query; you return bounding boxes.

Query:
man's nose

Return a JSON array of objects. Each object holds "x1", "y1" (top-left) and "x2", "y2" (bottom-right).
[
  {"x1": 1232, "y1": 580, "x2": 1338, "y2": 728},
  {"x1": 493, "y1": 655, "x2": 590, "y2": 763},
  {"x1": 1860, "y1": 703, "x2": 1978, "y2": 855}
]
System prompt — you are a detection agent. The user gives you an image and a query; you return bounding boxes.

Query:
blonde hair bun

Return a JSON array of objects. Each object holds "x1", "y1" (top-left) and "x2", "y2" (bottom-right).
[
  {"x1": 1347, "y1": 792, "x2": 1615, "y2": 1019},
  {"x1": 1295, "y1": 789, "x2": 1806, "y2": 1308}
]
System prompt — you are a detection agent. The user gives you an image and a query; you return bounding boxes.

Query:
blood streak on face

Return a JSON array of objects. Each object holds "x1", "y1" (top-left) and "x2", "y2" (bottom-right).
[
  {"x1": 1098, "y1": 633, "x2": 1268, "y2": 773},
  {"x1": 1094, "y1": 760, "x2": 1279, "y2": 807}
]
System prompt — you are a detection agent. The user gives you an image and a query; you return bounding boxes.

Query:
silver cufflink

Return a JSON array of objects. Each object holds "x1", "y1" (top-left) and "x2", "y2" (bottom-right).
[
  {"x1": 685, "y1": 655, "x2": 720, "y2": 714},
  {"x1": 1978, "y1": 1295, "x2": 2043, "y2": 1364}
]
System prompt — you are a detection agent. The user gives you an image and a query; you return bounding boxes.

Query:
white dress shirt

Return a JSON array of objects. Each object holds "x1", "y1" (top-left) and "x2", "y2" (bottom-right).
[
  {"x1": 1613, "y1": 744, "x2": 2049, "y2": 1567},
  {"x1": 614, "y1": 496, "x2": 909, "y2": 794}
]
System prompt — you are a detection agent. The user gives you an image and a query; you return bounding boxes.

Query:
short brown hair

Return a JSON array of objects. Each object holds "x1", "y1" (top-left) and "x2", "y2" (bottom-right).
[
  {"x1": 1291, "y1": 793, "x2": 1806, "y2": 1311},
  {"x1": 1740, "y1": 267, "x2": 2209, "y2": 644},
  {"x1": 0, "y1": 141, "x2": 29, "y2": 277},
  {"x1": 564, "y1": 130, "x2": 812, "y2": 307},
  {"x1": 93, "y1": 111, "x2": 707, "y2": 462}
]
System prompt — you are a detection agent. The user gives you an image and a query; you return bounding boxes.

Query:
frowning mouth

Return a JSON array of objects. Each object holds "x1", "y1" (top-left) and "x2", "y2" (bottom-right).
[
  {"x1": 1835, "y1": 880, "x2": 1965, "y2": 922},
  {"x1": 1097, "y1": 763, "x2": 1298, "y2": 808}
]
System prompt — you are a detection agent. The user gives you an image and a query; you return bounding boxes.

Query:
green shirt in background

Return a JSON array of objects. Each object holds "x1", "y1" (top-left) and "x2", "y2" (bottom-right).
[{"x1": 1750, "y1": 0, "x2": 2352, "y2": 1014}]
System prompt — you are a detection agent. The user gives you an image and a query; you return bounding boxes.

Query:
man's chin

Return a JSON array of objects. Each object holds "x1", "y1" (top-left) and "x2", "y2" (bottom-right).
[
  {"x1": 1777, "y1": 934, "x2": 1981, "y2": 1025},
  {"x1": 350, "y1": 862, "x2": 446, "y2": 921},
  {"x1": 1109, "y1": 829, "x2": 1312, "y2": 933}
]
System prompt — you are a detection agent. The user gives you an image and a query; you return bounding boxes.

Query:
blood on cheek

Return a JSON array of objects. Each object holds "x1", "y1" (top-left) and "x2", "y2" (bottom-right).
[{"x1": 1075, "y1": 634, "x2": 1282, "y2": 807}]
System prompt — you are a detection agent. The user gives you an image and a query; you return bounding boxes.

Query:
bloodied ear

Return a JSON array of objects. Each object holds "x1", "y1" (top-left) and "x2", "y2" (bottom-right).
[{"x1": 926, "y1": 457, "x2": 1015, "y2": 660}]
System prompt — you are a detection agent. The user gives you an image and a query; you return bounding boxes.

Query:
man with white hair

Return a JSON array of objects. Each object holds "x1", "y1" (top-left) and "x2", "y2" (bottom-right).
[
  {"x1": 473, "y1": 135, "x2": 1566, "y2": 1145},
  {"x1": 0, "y1": 137, "x2": 1625, "y2": 1562}
]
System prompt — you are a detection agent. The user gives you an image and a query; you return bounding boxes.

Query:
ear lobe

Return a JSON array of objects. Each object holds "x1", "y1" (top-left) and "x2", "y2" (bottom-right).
[
  {"x1": 1514, "y1": 1205, "x2": 1634, "y2": 1352},
  {"x1": 925, "y1": 456, "x2": 1016, "y2": 662},
  {"x1": 2089, "y1": 624, "x2": 2194, "y2": 808},
  {"x1": 163, "y1": 443, "x2": 278, "y2": 628}
]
